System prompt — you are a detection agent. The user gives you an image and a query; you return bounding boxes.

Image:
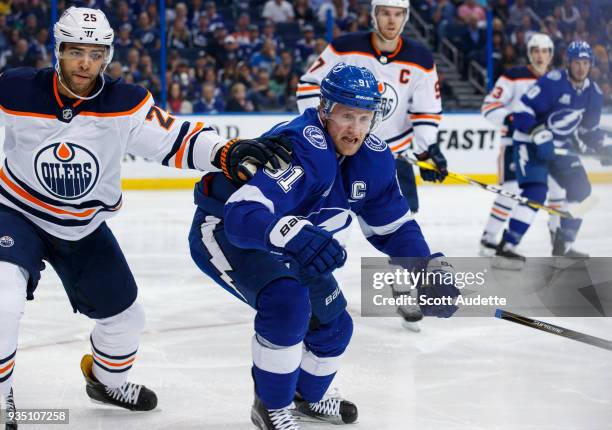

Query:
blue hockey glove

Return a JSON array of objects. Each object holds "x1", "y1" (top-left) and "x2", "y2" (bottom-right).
[
  {"x1": 267, "y1": 216, "x2": 347, "y2": 278},
  {"x1": 530, "y1": 125, "x2": 554, "y2": 161},
  {"x1": 415, "y1": 253, "x2": 460, "y2": 318},
  {"x1": 416, "y1": 144, "x2": 448, "y2": 182}
]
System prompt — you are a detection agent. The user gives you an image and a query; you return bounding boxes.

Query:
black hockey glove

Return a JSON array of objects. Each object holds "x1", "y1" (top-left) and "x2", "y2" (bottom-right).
[
  {"x1": 503, "y1": 114, "x2": 514, "y2": 137},
  {"x1": 213, "y1": 135, "x2": 293, "y2": 183},
  {"x1": 416, "y1": 144, "x2": 448, "y2": 182},
  {"x1": 600, "y1": 145, "x2": 612, "y2": 167}
]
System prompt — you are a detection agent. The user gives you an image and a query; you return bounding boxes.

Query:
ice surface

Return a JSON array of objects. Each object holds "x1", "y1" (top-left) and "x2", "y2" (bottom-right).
[{"x1": 11, "y1": 184, "x2": 612, "y2": 429}]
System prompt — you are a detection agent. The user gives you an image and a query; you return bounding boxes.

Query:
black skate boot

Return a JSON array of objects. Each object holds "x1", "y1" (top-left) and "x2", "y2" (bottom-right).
[
  {"x1": 293, "y1": 389, "x2": 358, "y2": 425},
  {"x1": 492, "y1": 237, "x2": 526, "y2": 270},
  {"x1": 479, "y1": 236, "x2": 498, "y2": 257},
  {"x1": 2, "y1": 388, "x2": 17, "y2": 430},
  {"x1": 80, "y1": 354, "x2": 157, "y2": 411},
  {"x1": 251, "y1": 392, "x2": 300, "y2": 430},
  {"x1": 551, "y1": 230, "x2": 588, "y2": 269}
]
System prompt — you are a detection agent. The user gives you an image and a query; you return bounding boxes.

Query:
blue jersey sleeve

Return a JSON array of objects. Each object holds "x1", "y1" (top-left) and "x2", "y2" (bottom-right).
[
  {"x1": 578, "y1": 82, "x2": 604, "y2": 149},
  {"x1": 514, "y1": 72, "x2": 558, "y2": 134},
  {"x1": 356, "y1": 166, "x2": 430, "y2": 258},
  {"x1": 224, "y1": 138, "x2": 336, "y2": 251}
]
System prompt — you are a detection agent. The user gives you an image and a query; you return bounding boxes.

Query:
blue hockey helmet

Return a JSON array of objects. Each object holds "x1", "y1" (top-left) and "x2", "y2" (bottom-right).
[
  {"x1": 567, "y1": 41, "x2": 594, "y2": 64},
  {"x1": 320, "y1": 63, "x2": 382, "y2": 131}
]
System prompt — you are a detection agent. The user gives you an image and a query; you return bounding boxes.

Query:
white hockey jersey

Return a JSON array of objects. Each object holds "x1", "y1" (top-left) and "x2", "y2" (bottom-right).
[
  {"x1": 0, "y1": 68, "x2": 225, "y2": 240},
  {"x1": 297, "y1": 32, "x2": 441, "y2": 154},
  {"x1": 481, "y1": 65, "x2": 539, "y2": 146}
]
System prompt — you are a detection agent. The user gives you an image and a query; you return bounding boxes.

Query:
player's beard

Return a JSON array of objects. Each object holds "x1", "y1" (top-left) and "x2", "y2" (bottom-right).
[
  {"x1": 377, "y1": 26, "x2": 402, "y2": 42},
  {"x1": 62, "y1": 71, "x2": 98, "y2": 97}
]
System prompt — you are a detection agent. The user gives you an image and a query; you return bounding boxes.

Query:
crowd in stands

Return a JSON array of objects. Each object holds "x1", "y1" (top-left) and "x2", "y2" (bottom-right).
[{"x1": 0, "y1": 0, "x2": 610, "y2": 113}]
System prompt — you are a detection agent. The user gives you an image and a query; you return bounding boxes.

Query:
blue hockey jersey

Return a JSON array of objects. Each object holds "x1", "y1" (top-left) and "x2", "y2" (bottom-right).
[
  {"x1": 198, "y1": 108, "x2": 431, "y2": 259},
  {"x1": 513, "y1": 69, "x2": 603, "y2": 148}
]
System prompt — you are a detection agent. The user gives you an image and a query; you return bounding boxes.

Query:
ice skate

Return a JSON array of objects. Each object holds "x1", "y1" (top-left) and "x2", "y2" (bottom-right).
[
  {"x1": 293, "y1": 388, "x2": 358, "y2": 425},
  {"x1": 80, "y1": 355, "x2": 157, "y2": 411},
  {"x1": 251, "y1": 391, "x2": 300, "y2": 430}
]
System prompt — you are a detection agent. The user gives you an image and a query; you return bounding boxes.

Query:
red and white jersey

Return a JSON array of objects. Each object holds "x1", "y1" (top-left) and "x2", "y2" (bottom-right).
[
  {"x1": 481, "y1": 66, "x2": 539, "y2": 146},
  {"x1": 0, "y1": 68, "x2": 224, "y2": 240},
  {"x1": 297, "y1": 32, "x2": 441, "y2": 154}
]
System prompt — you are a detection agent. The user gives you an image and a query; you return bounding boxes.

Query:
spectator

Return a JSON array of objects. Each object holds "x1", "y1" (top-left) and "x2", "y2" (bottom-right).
[
  {"x1": 238, "y1": 24, "x2": 262, "y2": 60},
  {"x1": 250, "y1": 38, "x2": 281, "y2": 74},
  {"x1": 192, "y1": 14, "x2": 211, "y2": 48},
  {"x1": 206, "y1": 23, "x2": 229, "y2": 65},
  {"x1": 508, "y1": 0, "x2": 539, "y2": 29},
  {"x1": 262, "y1": 0, "x2": 295, "y2": 24},
  {"x1": 432, "y1": 0, "x2": 456, "y2": 45},
  {"x1": 283, "y1": 72, "x2": 299, "y2": 112},
  {"x1": 261, "y1": 21, "x2": 284, "y2": 51},
  {"x1": 29, "y1": 28, "x2": 50, "y2": 64},
  {"x1": 4, "y1": 38, "x2": 36, "y2": 70},
  {"x1": 491, "y1": 0, "x2": 509, "y2": 23},
  {"x1": 305, "y1": 38, "x2": 327, "y2": 68},
  {"x1": 204, "y1": 1, "x2": 225, "y2": 31},
  {"x1": 193, "y1": 82, "x2": 225, "y2": 113},
  {"x1": 125, "y1": 48, "x2": 142, "y2": 81},
  {"x1": 460, "y1": 16, "x2": 486, "y2": 78},
  {"x1": 293, "y1": 0, "x2": 316, "y2": 28},
  {"x1": 511, "y1": 15, "x2": 538, "y2": 47},
  {"x1": 560, "y1": 0, "x2": 580, "y2": 31},
  {"x1": 226, "y1": 82, "x2": 256, "y2": 112},
  {"x1": 543, "y1": 16, "x2": 563, "y2": 45},
  {"x1": 172, "y1": 3, "x2": 189, "y2": 27},
  {"x1": 356, "y1": 5, "x2": 370, "y2": 31},
  {"x1": 218, "y1": 35, "x2": 240, "y2": 68},
  {"x1": 133, "y1": 12, "x2": 160, "y2": 52},
  {"x1": 110, "y1": 0, "x2": 134, "y2": 32},
  {"x1": 233, "y1": 13, "x2": 252, "y2": 45},
  {"x1": 294, "y1": 24, "x2": 316, "y2": 66},
  {"x1": 22, "y1": 14, "x2": 39, "y2": 42},
  {"x1": 114, "y1": 24, "x2": 134, "y2": 61},
  {"x1": 250, "y1": 69, "x2": 279, "y2": 111},
  {"x1": 168, "y1": 81, "x2": 193, "y2": 114},
  {"x1": 137, "y1": 53, "x2": 162, "y2": 99},
  {"x1": 270, "y1": 63, "x2": 290, "y2": 98},
  {"x1": 0, "y1": 15, "x2": 9, "y2": 53},
  {"x1": 168, "y1": 19, "x2": 192, "y2": 49},
  {"x1": 107, "y1": 61, "x2": 124, "y2": 80},
  {"x1": 235, "y1": 60, "x2": 255, "y2": 89},
  {"x1": 317, "y1": 0, "x2": 348, "y2": 27},
  {"x1": 458, "y1": 0, "x2": 485, "y2": 26}
]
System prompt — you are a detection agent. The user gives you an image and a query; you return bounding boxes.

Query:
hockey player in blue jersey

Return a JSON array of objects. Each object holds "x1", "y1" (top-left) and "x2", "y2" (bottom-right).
[
  {"x1": 495, "y1": 41, "x2": 612, "y2": 266},
  {"x1": 189, "y1": 63, "x2": 460, "y2": 430}
]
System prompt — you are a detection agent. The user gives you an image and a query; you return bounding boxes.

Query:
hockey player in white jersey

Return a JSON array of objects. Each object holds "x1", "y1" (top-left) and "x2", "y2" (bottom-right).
[
  {"x1": 0, "y1": 6, "x2": 290, "y2": 423},
  {"x1": 297, "y1": 0, "x2": 447, "y2": 330},
  {"x1": 479, "y1": 33, "x2": 564, "y2": 255}
]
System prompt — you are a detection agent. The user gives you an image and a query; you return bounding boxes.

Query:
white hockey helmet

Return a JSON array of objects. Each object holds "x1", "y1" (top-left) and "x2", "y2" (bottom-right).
[
  {"x1": 527, "y1": 33, "x2": 554, "y2": 65},
  {"x1": 370, "y1": 0, "x2": 410, "y2": 38}
]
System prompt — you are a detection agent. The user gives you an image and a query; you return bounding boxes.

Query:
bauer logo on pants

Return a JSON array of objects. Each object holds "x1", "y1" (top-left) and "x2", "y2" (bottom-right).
[{"x1": 34, "y1": 142, "x2": 100, "y2": 200}]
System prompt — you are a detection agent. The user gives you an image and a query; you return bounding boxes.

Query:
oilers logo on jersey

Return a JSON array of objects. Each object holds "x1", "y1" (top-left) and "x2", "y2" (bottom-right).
[
  {"x1": 546, "y1": 108, "x2": 584, "y2": 136},
  {"x1": 378, "y1": 81, "x2": 398, "y2": 121},
  {"x1": 34, "y1": 142, "x2": 99, "y2": 200}
]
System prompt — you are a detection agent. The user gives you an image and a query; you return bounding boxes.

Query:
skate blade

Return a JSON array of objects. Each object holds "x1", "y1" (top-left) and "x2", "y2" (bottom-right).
[
  {"x1": 292, "y1": 410, "x2": 345, "y2": 425},
  {"x1": 491, "y1": 256, "x2": 525, "y2": 271},
  {"x1": 549, "y1": 256, "x2": 588, "y2": 270},
  {"x1": 479, "y1": 245, "x2": 496, "y2": 257},
  {"x1": 401, "y1": 320, "x2": 421, "y2": 332},
  {"x1": 87, "y1": 398, "x2": 162, "y2": 413}
]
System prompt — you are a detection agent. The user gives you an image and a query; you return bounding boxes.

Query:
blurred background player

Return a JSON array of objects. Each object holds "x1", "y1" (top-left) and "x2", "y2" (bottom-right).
[
  {"x1": 0, "y1": 6, "x2": 290, "y2": 422},
  {"x1": 495, "y1": 41, "x2": 612, "y2": 268},
  {"x1": 479, "y1": 33, "x2": 566, "y2": 256},
  {"x1": 296, "y1": 0, "x2": 447, "y2": 331},
  {"x1": 188, "y1": 63, "x2": 459, "y2": 430}
]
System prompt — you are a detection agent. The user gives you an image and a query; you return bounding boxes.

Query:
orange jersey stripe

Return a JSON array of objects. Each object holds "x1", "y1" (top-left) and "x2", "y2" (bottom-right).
[
  {"x1": 499, "y1": 75, "x2": 536, "y2": 82},
  {"x1": 390, "y1": 136, "x2": 413, "y2": 152},
  {"x1": 296, "y1": 85, "x2": 320, "y2": 92},
  {"x1": 0, "y1": 168, "x2": 97, "y2": 218},
  {"x1": 491, "y1": 207, "x2": 509, "y2": 217},
  {"x1": 93, "y1": 353, "x2": 136, "y2": 368},
  {"x1": 0, "y1": 360, "x2": 15, "y2": 374},
  {"x1": 0, "y1": 105, "x2": 56, "y2": 119},
  {"x1": 175, "y1": 122, "x2": 204, "y2": 169},
  {"x1": 410, "y1": 114, "x2": 441, "y2": 121},
  {"x1": 328, "y1": 44, "x2": 435, "y2": 73},
  {"x1": 482, "y1": 102, "x2": 503, "y2": 113},
  {"x1": 79, "y1": 92, "x2": 152, "y2": 118}
]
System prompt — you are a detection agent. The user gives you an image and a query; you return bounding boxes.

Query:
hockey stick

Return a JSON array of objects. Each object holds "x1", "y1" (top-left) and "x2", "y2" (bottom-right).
[
  {"x1": 554, "y1": 147, "x2": 612, "y2": 164},
  {"x1": 402, "y1": 155, "x2": 578, "y2": 218},
  {"x1": 495, "y1": 309, "x2": 612, "y2": 351}
]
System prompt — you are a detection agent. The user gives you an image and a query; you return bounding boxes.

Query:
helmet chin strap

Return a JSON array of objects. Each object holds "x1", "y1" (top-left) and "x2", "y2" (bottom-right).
[{"x1": 55, "y1": 61, "x2": 108, "y2": 101}]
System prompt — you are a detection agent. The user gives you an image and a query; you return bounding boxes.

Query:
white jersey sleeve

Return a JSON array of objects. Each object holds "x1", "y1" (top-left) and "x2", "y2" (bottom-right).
[
  {"x1": 127, "y1": 94, "x2": 224, "y2": 172},
  {"x1": 407, "y1": 64, "x2": 442, "y2": 154},
  {"x1": 481, "y1": 76, "x2": 515, "y2": 127}
]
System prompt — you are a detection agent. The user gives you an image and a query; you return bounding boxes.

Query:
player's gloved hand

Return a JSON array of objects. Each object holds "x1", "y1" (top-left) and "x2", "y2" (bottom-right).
[
  {"x1": 502, "y1": 114, "x2": 514, "y2": 137},
  {"x1": 414, "y1": 253, "x2": 460, "y2": 318},
  {"x1": 530, "y1": 125, "x2": 555, "y2": 161},
  {"x1": 266, "y1": 216, "x2": 347, "y2": 278},
  {"x1": 213, "y1": 135, "x2": 293, "y2": 183},
  {"x1": 416, "y1": 144, "x2": 448, "y2": 182}
]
